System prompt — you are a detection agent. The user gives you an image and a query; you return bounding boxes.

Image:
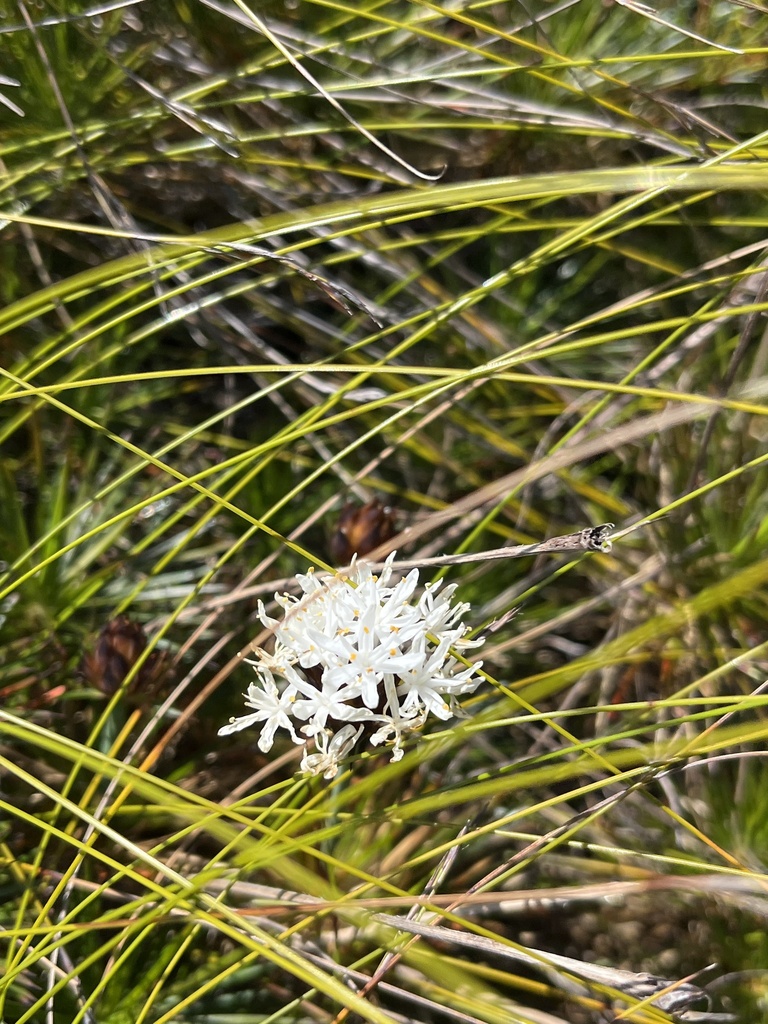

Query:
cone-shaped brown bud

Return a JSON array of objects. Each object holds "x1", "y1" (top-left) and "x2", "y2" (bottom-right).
[
  {"x1": 329, "y1": 498, "x2": 396, "y2": 564},
  {"x1": 80, "y1": 616, "x2": 167, "y2": 696}
]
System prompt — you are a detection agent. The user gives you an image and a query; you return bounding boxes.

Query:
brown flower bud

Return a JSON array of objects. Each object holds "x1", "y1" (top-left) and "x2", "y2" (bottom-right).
[
  {"x1": 329, "y1": 498, "x2": 397, "y2": 564},
  {"x1": 80, "y1": 616, "x2": 168, "y2": 697}
]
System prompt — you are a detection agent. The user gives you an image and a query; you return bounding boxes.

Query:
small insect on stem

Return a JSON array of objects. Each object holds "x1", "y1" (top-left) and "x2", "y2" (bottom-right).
[{"x1": 539, "y1": 523, "x2": 614, "y2": 553}]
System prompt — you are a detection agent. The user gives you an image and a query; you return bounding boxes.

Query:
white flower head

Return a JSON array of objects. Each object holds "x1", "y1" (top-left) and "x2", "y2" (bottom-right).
[{"x1": 218, "y1": 553, "x2": 484, "y2": 778}]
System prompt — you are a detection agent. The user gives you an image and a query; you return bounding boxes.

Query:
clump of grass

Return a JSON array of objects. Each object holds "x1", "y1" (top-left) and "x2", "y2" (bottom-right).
[{"x1": 1, "y1": 2, "x2": 767, "y2": 1022}]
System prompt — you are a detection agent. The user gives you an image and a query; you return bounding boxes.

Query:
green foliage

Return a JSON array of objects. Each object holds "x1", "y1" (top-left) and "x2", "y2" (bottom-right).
[{"x1": 1, "y1": 1, "x2": 768, "y2": 1022}]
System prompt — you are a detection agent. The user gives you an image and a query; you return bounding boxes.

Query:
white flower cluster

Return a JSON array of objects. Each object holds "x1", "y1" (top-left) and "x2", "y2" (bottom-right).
[{"x1": 219, "y1": 554, "x2": 484, "y2": 779}]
